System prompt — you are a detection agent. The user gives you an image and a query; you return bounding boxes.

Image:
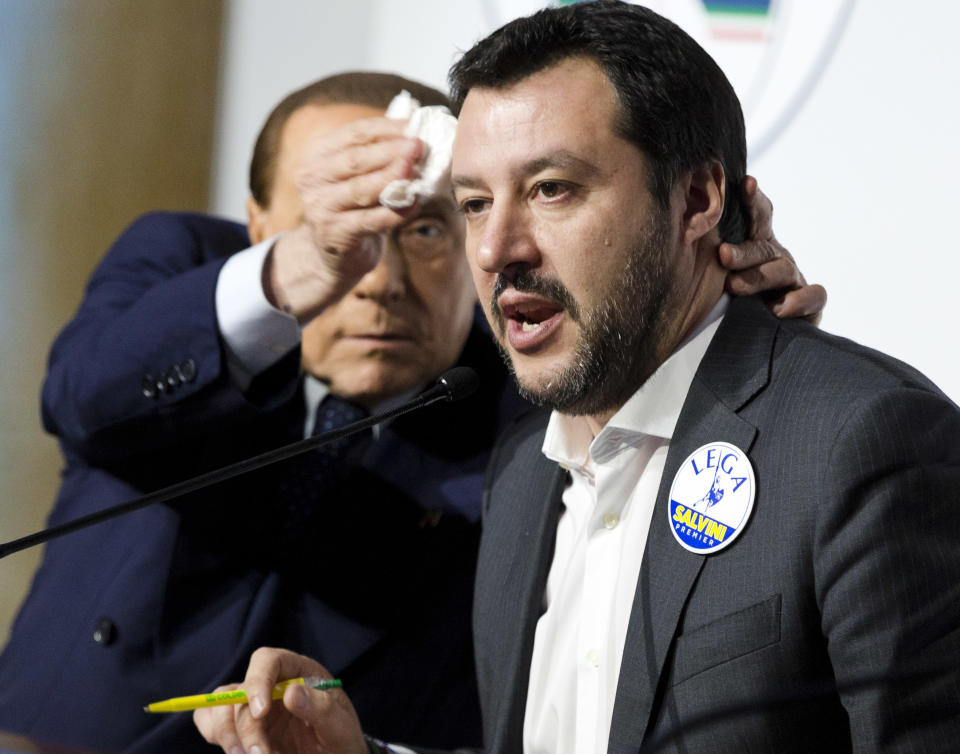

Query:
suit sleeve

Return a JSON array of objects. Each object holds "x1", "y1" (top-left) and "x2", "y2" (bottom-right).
[
  {"x1": 816, "y1": 385, "x2": 960, "y2": 751},
  {"x1": 40, "y1": 212, "x2": 299, "y2": 462}
]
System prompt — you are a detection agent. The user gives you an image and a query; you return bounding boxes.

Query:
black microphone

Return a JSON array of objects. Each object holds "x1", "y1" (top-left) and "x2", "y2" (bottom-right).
[
  {"x1": 426, "y1": 365, "x2": 480, "y2": 403},
  {"x1": 0, "y1": 367, "x2": 479, "y2": 560}
]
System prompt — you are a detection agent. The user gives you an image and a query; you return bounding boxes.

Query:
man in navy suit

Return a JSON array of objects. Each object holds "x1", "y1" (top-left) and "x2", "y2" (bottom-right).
[
  {"x1": 195, "y1": 4, "x2": 960, "y2": 754},
  {"x1": 0, "y1": 71, "x2": 509, "y2": 753},
  {"x1": 0, "y1": 66, "x2": 819, "y2": 752}
]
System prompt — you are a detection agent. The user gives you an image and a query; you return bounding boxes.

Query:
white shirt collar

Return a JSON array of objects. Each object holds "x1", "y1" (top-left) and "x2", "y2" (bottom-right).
[{"x1": 542, "y1": 294, "x2": 729, "y2": 470}]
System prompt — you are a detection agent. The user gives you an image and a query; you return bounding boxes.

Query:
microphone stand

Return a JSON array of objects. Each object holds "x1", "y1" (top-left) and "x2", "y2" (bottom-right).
[{"x1": 0, "y1": 368, "x2": 477, "y2": 559}]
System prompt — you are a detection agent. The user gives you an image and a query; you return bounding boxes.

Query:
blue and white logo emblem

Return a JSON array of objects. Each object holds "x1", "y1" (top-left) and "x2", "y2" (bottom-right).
[{"x1": 668, "y1": 441, "x2": 755, "y2": 554}]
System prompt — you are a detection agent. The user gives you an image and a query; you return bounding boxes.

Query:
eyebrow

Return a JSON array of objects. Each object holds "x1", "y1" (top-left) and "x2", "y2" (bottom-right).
[
  {"x1": 451, "y1": 149, "x2": 600, "y2": 191},
  {"x1": 416, "y1": 196, "x2": 457, "y2": 215}
]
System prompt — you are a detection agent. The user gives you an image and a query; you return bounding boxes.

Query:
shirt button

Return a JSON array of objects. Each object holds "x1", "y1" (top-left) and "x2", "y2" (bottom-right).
[
  {"x1": 602, "y1": 512, "x2": 619, "y2": 530},
  {"x1": 586, "y1": 649, "x2": 601, "y2": 667}
]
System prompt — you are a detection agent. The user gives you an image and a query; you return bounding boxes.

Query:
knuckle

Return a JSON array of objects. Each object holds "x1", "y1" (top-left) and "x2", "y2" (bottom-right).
[
  {"x1": 758, "y1": 240, "x2": 782, "y2": 263},
  {"x1": 803, "y1": 284, "x2": 827, "y2": 310},
  {"x1": 345, "y1": 121, "x2": 365, "y2": 142},
  {"x1": 358, "y1": 210, "x2": 395, "y2": 236},
  {"x1": 726, "y1": 245, "x2": 745, "y2": 267},
  {"x1": 192, "y1": 709, "x2": 211, "y2": 740},
  {"x1": 250, "y1": 646, "x2": 272, "y2": 663},
  {"x1": 197, "y1": 707, "x2": 229, "y2": 744},
  {"x1": 739, "y1": 267, "x2": 762, "y2": 289},
  {"x1": 766, "y1": 238, "x2": 784, "y2": 258},
  {"x1": 772, "y1": 257, "x2": 800, "y2": 288}
]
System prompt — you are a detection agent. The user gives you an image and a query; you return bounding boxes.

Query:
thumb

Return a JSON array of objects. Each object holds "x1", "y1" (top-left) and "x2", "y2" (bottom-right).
[
  {"x1": 285, "y1": 682, "x2": 320, "y2": 720},
  {"x1": 283, "y1": 683, "x2": 368, "y2": 754}
]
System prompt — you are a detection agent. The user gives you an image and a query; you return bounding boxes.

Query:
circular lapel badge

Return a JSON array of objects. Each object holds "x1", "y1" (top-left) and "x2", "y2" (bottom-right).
[{"x1": 668, "y1": 441, "x2": 755, "y2": 554}]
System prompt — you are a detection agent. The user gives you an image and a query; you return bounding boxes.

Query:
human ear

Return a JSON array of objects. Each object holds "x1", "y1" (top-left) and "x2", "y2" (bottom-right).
[
  {"x1": 246, "y1": 196, "x2": 269, "y2": 245},
  {"x1": 682, "y1": 161, "x2": 725, "y2": 246}
]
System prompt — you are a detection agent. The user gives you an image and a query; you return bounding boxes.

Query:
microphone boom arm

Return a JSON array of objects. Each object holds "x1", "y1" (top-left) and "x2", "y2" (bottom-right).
[{"x1": 0, "y1": 367, "x2": 478, "y2": 559}]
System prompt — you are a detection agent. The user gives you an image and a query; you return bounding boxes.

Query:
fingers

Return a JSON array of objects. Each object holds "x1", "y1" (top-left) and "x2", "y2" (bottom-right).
[
  {"x1": 741, "y1": 173, "x2": 773, "y2": 241},
  {"x1": 722, "y1": 175, "x2": 777, "y2": 271},
  {"x1": 299, "y1": 115, "x2": 409, "y2": 167},
  {"x1": 296, "y1": 121, "x2": 423, "y2": 251},
  {"x1": 193, "y1": 650, "x2": 344, "y2": 754},
  {"x1": 724, "y1": 254, "x2": 802, "y2": 296},
  {"x1": 333, "y1": 115, "x2": 409, "y2": 147},
  {"x1": 283, "y1": 683, "x2": 368, "y2": 754},
  {"x1": 725, "y1": 175, "x2": 827, "y2": 325},
  {"x1": 194, "y1": 684, "x2": 245, "y2": 753},
  {"x1": 234, "y1": 649, "x2": 336, "y2": 754},
  {"x1": 299, "y1": 140, "x2": 422, "y2": 207},
  {"x1": 296, "y1": 116, "x2": 420, "y2": 205},
  {"x1": 243, "y1": 646, "x2": 302, "y2": 720},
  {"x1": 770, "y1": 284, "x2": 827, "y2": 326},
  {"x1": 267, "y1": 115, "x2": 426, "y2": 322},
  {"x1": 718, "y1": 237, "x2": 787, "y2": 272},
  {"x1": 319, "y1": 135, "x2": 422, "y2": 185},
  {"x1": 325, "y1": 157, "x2": 420, "y2": 216}
]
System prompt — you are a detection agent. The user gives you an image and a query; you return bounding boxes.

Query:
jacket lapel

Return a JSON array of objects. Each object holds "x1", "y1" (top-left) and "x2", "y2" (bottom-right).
[
  {"x1": 476, "y1": 414, "x2": 566, "y2": 753},
  {"x1": 608, "y1": 296, "x2": 778, "y2": 751}
]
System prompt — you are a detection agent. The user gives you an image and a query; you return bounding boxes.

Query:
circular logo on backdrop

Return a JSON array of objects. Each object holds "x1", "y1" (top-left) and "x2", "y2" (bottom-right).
[
  {"x1": 479, "y1": 0, "x2": 856, "y2": 159},
  {"x1": 668, "y1": 441, "x2": 755, "y2": 554}
]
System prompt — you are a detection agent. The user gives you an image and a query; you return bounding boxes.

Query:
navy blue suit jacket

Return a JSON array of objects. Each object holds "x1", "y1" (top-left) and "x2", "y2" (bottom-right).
[{"x1": 0, "y1": 212, "x2": 525, "y2": 752}]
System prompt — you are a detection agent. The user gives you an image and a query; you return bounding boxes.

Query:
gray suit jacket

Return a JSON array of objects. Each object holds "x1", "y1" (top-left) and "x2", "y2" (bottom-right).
[{"x1": 473, "y1": 295, "x2": 960, "y2": 753}]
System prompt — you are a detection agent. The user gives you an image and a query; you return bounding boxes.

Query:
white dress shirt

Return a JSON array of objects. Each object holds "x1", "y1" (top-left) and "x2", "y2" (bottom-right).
[
  {"x1": 523, "y1": 295, "x2": 729, "y2": 754},
  {"x1": 215, "y1": 237, "x2": 302, "y2": 389}
]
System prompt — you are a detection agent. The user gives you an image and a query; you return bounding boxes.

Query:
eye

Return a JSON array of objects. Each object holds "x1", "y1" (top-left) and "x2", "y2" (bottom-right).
[
  {"x1": 396, "y1": 216, "x2": 451, "y2": 260},
  {"x1": 457, "y1": 197, "x2": 490, "y2": 217},
  {"x1": 533, "y1": 180, "x2": 572, "y2": 202},
  {"x1": 408, "y1": 219, "x2": 444, "y2": 238}
]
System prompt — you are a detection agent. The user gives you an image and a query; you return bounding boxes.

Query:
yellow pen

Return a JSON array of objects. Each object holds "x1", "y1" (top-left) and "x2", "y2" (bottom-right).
[{"x1": 143, "y1": 676, "x2": 342, "y2": 713}]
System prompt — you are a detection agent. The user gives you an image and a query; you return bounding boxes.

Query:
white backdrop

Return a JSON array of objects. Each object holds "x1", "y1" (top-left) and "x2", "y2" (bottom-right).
[{"x1": 211, "y1": 0, "x2": 960, "y2": 403}]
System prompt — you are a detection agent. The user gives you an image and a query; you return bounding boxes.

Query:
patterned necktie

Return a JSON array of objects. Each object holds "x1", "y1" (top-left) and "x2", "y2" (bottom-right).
[
  {"x1": 274, "y1": 394, "x2": 370, "y2": 544},
  {"x1": 313, "y1": 393, "x2": 369, "y2": 450}
]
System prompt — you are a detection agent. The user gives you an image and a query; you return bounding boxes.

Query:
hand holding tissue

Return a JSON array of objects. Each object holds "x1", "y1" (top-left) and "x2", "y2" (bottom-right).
[{"x1": 379, "y1": 90, "x2": 457, "y2": 210}]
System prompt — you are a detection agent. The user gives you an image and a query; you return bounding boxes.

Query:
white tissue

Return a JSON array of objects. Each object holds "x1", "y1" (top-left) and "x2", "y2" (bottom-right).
[{"x1": 378, "y1": 90, "x2": 457, "y2": 209}]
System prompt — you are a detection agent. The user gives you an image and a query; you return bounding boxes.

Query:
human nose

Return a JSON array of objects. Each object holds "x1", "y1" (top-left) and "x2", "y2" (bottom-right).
[
  {"x1": 353, "y1": 235, "x2": 406, "y2": 302},
  {"x1": 473, "y1": 203, "x2": 539, "y2": 277}
]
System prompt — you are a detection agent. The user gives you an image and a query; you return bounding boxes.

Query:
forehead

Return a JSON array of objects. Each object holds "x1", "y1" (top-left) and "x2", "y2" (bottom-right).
[{"x1": 452, "y1": 57, "x2": 624, "y2": 183}]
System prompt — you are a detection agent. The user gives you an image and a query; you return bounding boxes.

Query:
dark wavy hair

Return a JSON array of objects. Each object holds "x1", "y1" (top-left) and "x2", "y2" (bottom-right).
[{"x1": 448, "y1": 0, "x2": 748, "y2": 242}]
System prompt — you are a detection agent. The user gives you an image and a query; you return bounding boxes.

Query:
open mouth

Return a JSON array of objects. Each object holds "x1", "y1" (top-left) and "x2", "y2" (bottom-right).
[
  {"x1": 508, "y1": 302, "x2": 562, "y2": 331},
  {"x1": 499, "y1": 296, "x2": 565, "y2": 349}
]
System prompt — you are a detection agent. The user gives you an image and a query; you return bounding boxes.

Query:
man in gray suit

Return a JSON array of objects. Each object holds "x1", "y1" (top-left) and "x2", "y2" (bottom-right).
[{"x1": 195, "y1": 2, "x2": 960, "y2": 752}]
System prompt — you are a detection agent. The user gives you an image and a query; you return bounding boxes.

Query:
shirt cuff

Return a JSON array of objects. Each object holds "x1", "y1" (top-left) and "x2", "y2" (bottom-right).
[
  {"x1": 365, "y1": 736, "x2": 416, "y2": 754},
  {"x1": 215, "y1": 236, "x2": 301, "y2": 388}
]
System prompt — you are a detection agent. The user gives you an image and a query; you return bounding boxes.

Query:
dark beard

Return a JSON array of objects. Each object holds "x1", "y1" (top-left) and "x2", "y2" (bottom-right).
[{"x1": 491, "y1": 207, "x2": 673, "y2": 416}]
